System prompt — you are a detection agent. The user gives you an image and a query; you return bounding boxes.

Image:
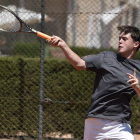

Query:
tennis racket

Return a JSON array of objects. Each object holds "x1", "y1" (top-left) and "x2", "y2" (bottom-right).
[{"x1": 0, "y1": 5, "x2": 51, "y2": 40}]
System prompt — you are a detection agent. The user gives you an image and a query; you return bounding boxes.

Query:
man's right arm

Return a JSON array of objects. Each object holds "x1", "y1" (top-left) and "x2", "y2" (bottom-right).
[{"x1": 46, "y1": 36, "x2": 86, "y2": 71}]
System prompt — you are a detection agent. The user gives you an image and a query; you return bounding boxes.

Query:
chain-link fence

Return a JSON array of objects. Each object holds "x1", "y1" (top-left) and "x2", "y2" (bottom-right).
[{"x1": 0, "y1": 0, "x2": 140, "y2": 140}]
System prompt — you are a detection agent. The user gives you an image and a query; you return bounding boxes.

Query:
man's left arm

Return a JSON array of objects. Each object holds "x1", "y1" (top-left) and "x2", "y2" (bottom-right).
[{"x1": 127, "y1": 69, "x2": 140, "y2": 99}]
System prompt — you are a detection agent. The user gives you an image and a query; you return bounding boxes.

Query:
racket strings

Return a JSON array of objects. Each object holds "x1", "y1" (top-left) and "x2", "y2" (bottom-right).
[{"x1": 0, "y1": 7, "x2": 21, "y2": 32}]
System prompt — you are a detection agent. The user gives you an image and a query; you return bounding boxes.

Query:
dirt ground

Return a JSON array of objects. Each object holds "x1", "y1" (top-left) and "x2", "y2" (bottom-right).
[
  {"x1": 134, "y1": 134, "x2": 140, "y2": 140},
  {"x1": 0, "y1": 132, "x2": 140, "y2": 140},
  {"x1": 0, "y1": 134, "x2": 140, "y2": 140}
]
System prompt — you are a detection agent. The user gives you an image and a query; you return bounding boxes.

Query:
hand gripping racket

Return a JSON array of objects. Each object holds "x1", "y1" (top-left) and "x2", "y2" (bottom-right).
[{"x1": 0, "y1": 5, "x2": 51, "y2": 40}]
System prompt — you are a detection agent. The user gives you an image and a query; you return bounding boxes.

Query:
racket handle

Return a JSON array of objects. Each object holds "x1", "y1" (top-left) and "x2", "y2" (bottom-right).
[{"x1": 37, "y1": 32, "x2": 51, "y2": 40}]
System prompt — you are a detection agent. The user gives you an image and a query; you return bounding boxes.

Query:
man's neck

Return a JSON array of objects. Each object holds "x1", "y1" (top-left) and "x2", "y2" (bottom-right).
[{"x1": 121, "y1": 51, "x2": 136, "y2": 60}]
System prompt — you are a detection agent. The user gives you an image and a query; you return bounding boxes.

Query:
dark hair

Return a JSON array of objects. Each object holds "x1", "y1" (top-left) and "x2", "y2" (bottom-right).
[{"x1": 117, "y1": 25, "x2": 140, "y2": 51}]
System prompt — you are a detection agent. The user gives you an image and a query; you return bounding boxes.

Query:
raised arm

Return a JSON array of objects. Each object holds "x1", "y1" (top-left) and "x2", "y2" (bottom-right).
[{"x1": 46, "y1": 36, "x2": 86, "y2": 70}]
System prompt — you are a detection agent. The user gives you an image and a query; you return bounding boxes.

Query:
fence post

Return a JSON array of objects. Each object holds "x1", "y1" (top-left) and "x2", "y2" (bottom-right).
[{"x1": 38, "y1": 0, "x2": 45, "y2": 140}]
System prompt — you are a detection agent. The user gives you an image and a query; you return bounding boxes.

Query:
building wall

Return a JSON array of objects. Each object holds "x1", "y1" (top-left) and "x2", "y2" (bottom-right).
[{"x1": 66, "y1": 0, "x2": 140, "y2": 49}]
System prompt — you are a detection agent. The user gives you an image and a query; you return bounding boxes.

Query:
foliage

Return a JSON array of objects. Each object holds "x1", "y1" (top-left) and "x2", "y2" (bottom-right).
[
  {"x1": 13, "y1": 42, "x2": 52, "y2": 58},
  {"x1": 70, "y1": 46, "x2": 118, "y2": 57},
  {"x1": 0, "y1": 57, "x2": 139, "y2": 139}
]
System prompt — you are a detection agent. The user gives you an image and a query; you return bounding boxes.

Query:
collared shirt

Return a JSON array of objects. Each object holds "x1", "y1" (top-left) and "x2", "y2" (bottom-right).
[{"x1": 81, "y1": 51, "x2": 140, "y2": 125}]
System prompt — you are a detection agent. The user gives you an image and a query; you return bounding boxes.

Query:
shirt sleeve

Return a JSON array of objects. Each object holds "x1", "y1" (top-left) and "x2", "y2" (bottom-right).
[{"x1": 81, "y1": 51, "x2": 106, "y2": 72}]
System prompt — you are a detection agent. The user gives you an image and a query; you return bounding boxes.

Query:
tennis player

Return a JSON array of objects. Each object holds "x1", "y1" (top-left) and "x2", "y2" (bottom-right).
[{"x1": 46, "y1": 25, "x2": 140, "y2": 140}]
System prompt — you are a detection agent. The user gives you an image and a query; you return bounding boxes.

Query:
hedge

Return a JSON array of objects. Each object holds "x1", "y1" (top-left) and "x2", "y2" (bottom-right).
[{"x1": 0, "y1": 48, "x2": 140, "y2": 138}]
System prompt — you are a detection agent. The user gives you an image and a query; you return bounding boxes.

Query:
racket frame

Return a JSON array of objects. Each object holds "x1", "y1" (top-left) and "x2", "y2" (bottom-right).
[
  {"x1": 0, "y1": 5, "x2": 52, "y2": 40},
  {"x1": 0, "y1": 4, "x2": 38, "y2": 34}
]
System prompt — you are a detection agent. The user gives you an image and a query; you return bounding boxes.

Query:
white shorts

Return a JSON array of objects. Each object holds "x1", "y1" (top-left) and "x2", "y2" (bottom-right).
[{"x1": 84, "y1": 118, "x2": 134, "y2": 140}]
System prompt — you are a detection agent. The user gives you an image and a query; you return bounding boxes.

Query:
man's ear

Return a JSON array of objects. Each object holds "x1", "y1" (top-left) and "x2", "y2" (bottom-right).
[{"x1": 134, "y1": 41, "x2": 139, "y2": 49}]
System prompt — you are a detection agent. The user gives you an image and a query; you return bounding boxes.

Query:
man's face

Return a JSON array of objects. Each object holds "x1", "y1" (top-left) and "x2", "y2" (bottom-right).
[{"x1": 118, "y1": 32, "x2": 135, "y2": 58}]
